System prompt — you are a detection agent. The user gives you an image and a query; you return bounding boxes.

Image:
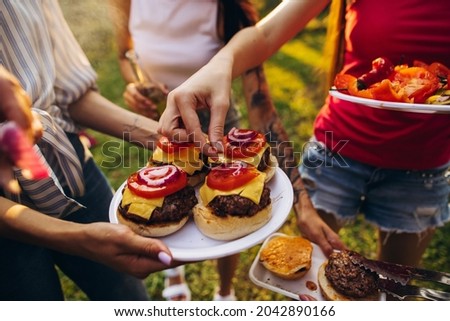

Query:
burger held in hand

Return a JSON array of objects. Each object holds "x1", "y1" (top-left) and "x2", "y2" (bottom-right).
[
  {"x1": 221, "y1": 128, "x2": 278, "y2": 182},
  {"x1": 150, "y1": 136, "x2": 207, "y2": 187},
  {"x1": 193, "y1": 161, "x2": 272, "y2": 241},
  {"x1": 118, "y1": 164, "x2": 198, "y2": 237},
  {"x1": 318, "y1": 250, "x2": 380, "y2": 301}
]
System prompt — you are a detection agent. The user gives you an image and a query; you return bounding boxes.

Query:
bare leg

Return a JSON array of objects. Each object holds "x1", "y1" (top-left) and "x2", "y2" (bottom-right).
[
  {"x1": 377, "y1": 228, "x2": 435, "y2": 266},
  {"x1": 216, "y1": 254, "x2": 239, "y2": 297}
]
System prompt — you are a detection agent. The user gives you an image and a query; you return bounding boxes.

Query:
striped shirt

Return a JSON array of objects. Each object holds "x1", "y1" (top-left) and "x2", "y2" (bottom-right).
[{"x1": 1, "y1": 0, "x2": 98, "y2": 216}]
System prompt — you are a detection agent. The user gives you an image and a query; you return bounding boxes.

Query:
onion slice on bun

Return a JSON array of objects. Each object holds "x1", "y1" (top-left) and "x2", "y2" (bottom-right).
[
  {"x1": 193, "y1": 161, "x2": 272, "y2": 241},
  {"x1": 118, "y1": 164, "x2": 197, "y2": 237},
  {"x1": 220, "y1": 128, "x2": 278, "y2": 182}
]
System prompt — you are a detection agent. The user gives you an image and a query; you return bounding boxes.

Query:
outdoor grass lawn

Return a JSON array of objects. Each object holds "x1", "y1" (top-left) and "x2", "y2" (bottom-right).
[{"x1": 59, "y1": 1, "x2": 449, "y2": 300}]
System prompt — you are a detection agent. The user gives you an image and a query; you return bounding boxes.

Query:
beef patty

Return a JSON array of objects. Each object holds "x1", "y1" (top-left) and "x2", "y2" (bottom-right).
[{"x1": 325, "y1": 250, "x2": 379, "y2": 298}]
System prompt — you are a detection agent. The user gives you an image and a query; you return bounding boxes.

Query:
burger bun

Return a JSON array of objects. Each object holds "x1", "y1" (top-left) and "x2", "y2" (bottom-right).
[
  {"x1": 263, "y1": 154, "x2": 278, "y2": 182},
  {"x1": 259, "y1": 235, "x2": 313, "y2": 280},
  {"x1": 193, "y1": 202, "x2": 272, "y2": 241},
  {"x1": 117, "y1": 210, "x2": 189, "y2": 237}
]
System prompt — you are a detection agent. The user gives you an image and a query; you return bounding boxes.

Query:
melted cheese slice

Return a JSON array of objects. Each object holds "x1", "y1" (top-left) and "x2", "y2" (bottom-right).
[
  {"x1": 121, "y1": 187, "x2": 164, "y2": 220},
  {"x1": 199, "y1": 171, "x2": 266, "y2": 206},
  {"x1": 152, "y1": 146, "x2": 203, "y2": 175},
  {"x1": 209, "y1": 143, "x2": 270, "y2": 167}
]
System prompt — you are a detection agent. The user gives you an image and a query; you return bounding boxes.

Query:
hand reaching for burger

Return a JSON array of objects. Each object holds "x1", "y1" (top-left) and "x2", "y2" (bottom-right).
[
  {"x1": 73, "y1": 222, "x2": 175, "y2": 279},
  {"x1": 158, "y1": 56, "x2": 233, "y2": 155}
]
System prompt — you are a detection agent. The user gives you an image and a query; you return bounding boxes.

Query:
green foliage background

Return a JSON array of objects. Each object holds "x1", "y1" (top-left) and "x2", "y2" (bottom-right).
[{"x1": 59, "y1": 0, "x2": 449, "y2": 300}]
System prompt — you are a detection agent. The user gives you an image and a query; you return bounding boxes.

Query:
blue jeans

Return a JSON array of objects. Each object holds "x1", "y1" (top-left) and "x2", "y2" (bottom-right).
[
  {"x1": 0, "y1": 134, "x2": 148, "y2": 300},
  {"x1": 299, "y1": 139, "x2": 450, "y2": 233}
]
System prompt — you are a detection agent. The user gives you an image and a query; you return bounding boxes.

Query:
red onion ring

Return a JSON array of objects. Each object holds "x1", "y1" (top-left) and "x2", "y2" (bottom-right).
[
  {"x1": 137, "y1": 165, "x2": 179, "y2": 187},
  {"x1": 227, "y1": 127, "x2": 258, "y2": 143}
]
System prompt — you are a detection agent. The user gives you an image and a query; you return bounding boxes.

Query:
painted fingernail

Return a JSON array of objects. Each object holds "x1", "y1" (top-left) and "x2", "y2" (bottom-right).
[{"x1": 158, "y1": 251, "x2": 172, "y2": 266}]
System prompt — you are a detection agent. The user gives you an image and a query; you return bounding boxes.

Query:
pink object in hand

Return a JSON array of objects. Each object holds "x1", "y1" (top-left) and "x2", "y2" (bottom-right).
[{"x1": 0, "y1": 121, "x2": 49, "y2": 179}]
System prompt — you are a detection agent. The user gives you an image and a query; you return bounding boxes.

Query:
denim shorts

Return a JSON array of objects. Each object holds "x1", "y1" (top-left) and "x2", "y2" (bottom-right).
[{"x1": 299, "y1": 139, "x2": 450, "y2": 233}]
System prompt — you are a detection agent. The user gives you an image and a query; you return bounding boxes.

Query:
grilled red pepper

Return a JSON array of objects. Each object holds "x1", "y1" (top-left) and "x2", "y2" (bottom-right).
[{"x1": 357, "y1": 57, "x2": 394, "y2": 90}]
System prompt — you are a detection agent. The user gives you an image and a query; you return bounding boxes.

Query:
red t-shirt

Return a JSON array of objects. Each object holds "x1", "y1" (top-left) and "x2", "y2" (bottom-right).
[{"x1": 314, "y1": 0, "x2": 450, "y2": 170}]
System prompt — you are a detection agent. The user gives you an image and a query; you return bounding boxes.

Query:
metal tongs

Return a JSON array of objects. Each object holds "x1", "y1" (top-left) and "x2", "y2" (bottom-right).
[{"x1": 350, "y1": 251, "x2": 450, "y2": 301}]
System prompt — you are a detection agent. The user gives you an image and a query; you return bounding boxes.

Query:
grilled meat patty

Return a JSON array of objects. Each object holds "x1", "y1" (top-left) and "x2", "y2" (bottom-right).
[
  {"x1": 208, "y1": 185, "x2": 271, "y2": 217},
  {"x1": 119, "y1": 185, "x2": 197, "y2": 224},
  {"x1": 325, "y1": 250, "x2": 379, "y2": 298}
]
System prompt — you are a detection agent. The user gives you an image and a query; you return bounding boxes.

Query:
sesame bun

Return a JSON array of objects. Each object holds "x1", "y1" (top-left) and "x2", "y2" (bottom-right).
[{"x1": 259, "y1": 235, "x2": 313, "y2": 280}]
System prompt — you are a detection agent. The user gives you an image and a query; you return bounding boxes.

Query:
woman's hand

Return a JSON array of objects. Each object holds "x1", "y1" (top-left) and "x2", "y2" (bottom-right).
[
  {"x1": 294, "y1": 191, "x2": 347, "y2": 257},
  {"x1": 123, "y1": 82, "x2": 168, "y2": 121},
  {"x1": 158, "y1": 59, "x2": 233, "y2": 155},
  {"x1": 79, "y1": 222, "x2": 175, "y2": 279}
]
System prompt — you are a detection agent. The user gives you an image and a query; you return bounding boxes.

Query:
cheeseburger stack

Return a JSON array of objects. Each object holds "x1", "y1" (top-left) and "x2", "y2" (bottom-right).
[
  {"x1": 221, "y1": 128, "x2": 278, "y2": 182},
  {"x1": 193, "y1": 161, "x2": 272, "y2": 241},
  {"x1": 118, "y1": 164, "x2": 197, "y2": 237},
  {"x1": 150, "y1": 136, "x2": 207, "y2": 186}
]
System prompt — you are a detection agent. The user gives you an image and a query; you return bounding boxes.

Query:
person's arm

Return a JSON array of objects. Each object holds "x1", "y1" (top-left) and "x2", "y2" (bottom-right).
[
  {"x1": 68, "y1": 89, "x2": 160, "y2": 150},
  {"x1": 108, "y1": 0, "x2": 135, "y2": 84},
  {"x1": 108, "y1": 0, "x2": 167, "y2": 119},
  {"x1": 158, "y1": 0, "x2": 329, "y2": 148},
  {"x1": 0, "y1": 196, "x2": 174, "y2": 278}
]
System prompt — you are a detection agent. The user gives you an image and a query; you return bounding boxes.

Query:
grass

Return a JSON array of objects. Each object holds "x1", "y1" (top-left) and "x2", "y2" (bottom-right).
[{"x1": 59, "y1": 1, "x2": 449, "y2": 300}]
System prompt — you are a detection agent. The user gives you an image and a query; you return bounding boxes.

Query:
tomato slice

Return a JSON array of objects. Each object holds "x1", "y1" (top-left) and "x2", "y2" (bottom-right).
[
  {"x1": 206, "y1": 161, "x2": 260, "y2": 191},
  {"x1": 157, "y1": 136, "x2": 196, "y2": 154},
  {"x1": 127, "y1": 165, "x2": 187, "y2": 198},
  {"x1": 223, "y1": 128, "x2": 266, "y2": 159}
]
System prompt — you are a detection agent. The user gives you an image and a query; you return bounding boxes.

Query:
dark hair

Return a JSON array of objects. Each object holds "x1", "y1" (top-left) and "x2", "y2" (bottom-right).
[{"x1": 219, "y1": 0, "x2": 259, "y2": 43}]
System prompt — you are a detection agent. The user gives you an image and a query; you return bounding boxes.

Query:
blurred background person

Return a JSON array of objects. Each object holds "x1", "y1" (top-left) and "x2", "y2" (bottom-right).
[{"x1": 109, "y1": 0, "x2": 299, "y2": 301}]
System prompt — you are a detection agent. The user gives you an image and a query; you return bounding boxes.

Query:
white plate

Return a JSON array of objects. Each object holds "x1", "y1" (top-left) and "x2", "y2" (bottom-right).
[
  {"x1": 249, "y1": 233, "x2": 327, "y2": 301},
  {"x1": 109, "y1": 168, "x2": 293, "y2": 261},
  {"x1": 329, "y1": 88, "x2": 450, "y2": 113}
]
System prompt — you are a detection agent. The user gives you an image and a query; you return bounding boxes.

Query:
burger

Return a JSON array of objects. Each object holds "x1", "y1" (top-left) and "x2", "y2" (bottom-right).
[
  {"x1": 220, "y1": 128, "x2": 278, "y2": 182},
  {"x1": 259, "y1": 235, "x2": 313, "y2": 280},
  {"x1": 317, "y1": 250, "x2": 380, "y2": 301},
  {"x1": 193, "y1": 161, "x2": 272, "y2": 241},
  {"x1": 117, "y1": 164, "x2": 198, "y2": 237},
  {"x1": 150, "y1": 136, "x2": 208, "y2": 187}
]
